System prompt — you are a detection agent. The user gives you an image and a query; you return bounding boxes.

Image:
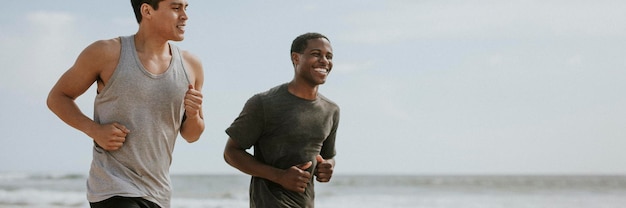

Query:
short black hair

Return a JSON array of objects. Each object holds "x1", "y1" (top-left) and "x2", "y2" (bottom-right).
[
  {"x1": 290, "y1": 32, "x2": 330, "y2": 54},
  {"x1": 131, "y1": 0, "x2": 164, "y2": 23}
]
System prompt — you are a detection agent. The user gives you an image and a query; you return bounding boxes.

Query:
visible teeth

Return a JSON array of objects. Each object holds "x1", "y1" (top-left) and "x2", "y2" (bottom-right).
[{"x1": 315, "y1": 69, "x2": 328, "y2": 73}]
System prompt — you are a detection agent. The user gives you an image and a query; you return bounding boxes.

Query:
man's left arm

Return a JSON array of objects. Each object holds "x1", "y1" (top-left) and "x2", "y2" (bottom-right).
[
  {"x1": 316, "y1": 108, "x2": 340, "y2": 182},
  {"x1": 180, "y1": 51, "x2": 205, "y2": 143}
]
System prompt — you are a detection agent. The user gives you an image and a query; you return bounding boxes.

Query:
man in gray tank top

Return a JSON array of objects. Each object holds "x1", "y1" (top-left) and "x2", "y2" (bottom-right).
[
  {"x1": 47, "y1": 1, "x2": 204, "y2": 207},
  {"x1": 224, "y1": 33, "x2": 339, "y2": 208}
]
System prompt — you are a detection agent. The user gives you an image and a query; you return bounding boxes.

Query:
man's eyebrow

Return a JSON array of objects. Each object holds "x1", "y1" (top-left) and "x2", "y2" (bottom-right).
[
  {"x1": 170, "y1": 2, "x2": 189, "y2": 7},
  {"x1": 309, "y1": 49, "x2": 332, "y2": 54}
]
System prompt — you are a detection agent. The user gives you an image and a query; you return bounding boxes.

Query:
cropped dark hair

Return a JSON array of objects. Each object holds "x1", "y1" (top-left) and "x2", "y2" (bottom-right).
[
  {"x1": 131, "y1": 0, "x2": 164, "y2": 23},
  {"x1": 290, "y1": 32, "x2": 330, "y2": 54}
]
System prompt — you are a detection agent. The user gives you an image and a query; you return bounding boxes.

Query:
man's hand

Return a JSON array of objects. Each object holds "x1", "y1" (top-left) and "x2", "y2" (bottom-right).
[
  {"x1": 184, "y1": 84, "x2": 203, "y2": 119},
  {"x1": 276, "y1": 161, "x2": 312, "y2": 193},
  {"x1": 315, "y1": 155, "x2": 334, "y2": 182},
  {"x1": 89, "y1": 122, "x2": 130, "y2": 151}
]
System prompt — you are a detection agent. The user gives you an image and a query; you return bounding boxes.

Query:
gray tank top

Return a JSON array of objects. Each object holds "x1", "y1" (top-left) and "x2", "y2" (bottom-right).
[{"x1": 87, "y1": 35, "x2": 190, "y2": 208}]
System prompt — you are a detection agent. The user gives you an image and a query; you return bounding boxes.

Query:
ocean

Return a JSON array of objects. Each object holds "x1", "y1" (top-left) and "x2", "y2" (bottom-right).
[{"x1": 1, "y1": 173, "x2": 626, "y2": 208}]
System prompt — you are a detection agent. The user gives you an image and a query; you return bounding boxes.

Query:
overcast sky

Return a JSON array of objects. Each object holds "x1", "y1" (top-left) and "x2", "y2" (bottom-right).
[{"x1": 1, "y1": 0, "x2": 625, "y2": 175}]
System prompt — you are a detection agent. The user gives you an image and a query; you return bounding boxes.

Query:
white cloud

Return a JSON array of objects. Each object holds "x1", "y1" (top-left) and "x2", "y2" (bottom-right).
[
  {"x1": 0, "y1": 11, "x2": 81, "y2": 95},
  {"x1": 26, "y1": 11, "x2": 78, "y2": 64},
  {"x1": 26, "y1": 11, "x2": 75, "y2": 32}
]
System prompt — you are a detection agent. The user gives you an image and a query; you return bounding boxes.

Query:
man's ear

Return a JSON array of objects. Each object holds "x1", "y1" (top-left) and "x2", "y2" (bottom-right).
[
  {"x1": 140, "y1": 3, "x2": 153, "y2": 21},
  {"x1": 291, "y1": 52, "x2": 300, "y2": 67}
]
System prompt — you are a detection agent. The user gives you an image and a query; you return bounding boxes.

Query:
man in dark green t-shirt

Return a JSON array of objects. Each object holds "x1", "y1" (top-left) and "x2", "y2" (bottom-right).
[{"x1": 224, "y1": 32, "x2": 339, "y2": 208}]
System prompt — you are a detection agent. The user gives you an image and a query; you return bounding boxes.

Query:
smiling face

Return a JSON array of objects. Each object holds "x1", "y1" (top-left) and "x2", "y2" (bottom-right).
[
  {"x1": 292, "y1": 38, "x2": 334, "y2": 87},
  {"x1": 144, "y1": 0, "x2": 189, "y2": 41}
]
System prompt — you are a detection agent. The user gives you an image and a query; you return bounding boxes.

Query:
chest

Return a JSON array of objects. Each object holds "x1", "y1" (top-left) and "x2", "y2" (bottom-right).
[
  {"x1": 136, "y1": 53, "x2": 172, "y2": 75},
  {"x1": 264, "y1": 101, "x2": 335, "y2": 141}
]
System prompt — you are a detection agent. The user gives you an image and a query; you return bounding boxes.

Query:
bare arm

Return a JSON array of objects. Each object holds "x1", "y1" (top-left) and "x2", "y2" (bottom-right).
[
  {"x1": 223, "y1": 138, "x2": 312, "y2": 193},
  {"x1": 180, "y1": 51, "x2": 205, "y2": 143},
  {"x1": 47, "y1": 39, "x2": 130, "y2": 151}
]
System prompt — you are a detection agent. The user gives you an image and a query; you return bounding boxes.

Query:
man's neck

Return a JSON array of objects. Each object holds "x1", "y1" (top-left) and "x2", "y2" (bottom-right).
[
  {"x1": 133, "y1": 32, "x2": 172, "y2": 75},
  {"x1": 133, "y1": 31, "x2": 170, "y2": 56},
  {"x1": 287, "y1": 81, "x2": 319, "y2": 101}
]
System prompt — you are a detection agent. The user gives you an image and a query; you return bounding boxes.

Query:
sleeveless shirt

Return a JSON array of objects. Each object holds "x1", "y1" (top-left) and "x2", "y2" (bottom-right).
[{"x1": 88, "y1": 35, "x2": 190, "y2": 208}]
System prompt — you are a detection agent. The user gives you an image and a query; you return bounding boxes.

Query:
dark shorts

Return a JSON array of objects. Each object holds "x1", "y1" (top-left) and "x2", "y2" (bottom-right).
[{"x1": 90, "y1": 196, "x2": 161, "y2": 208}]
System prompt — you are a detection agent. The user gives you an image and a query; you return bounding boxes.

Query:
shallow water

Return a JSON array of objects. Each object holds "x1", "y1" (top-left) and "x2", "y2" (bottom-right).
[{"x1": 1, "y1": 173, "x2": 626, "y2": 208}]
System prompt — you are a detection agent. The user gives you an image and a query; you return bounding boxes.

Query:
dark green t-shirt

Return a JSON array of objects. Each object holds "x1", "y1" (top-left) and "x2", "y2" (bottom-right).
[{"x1": 226, "y1": 83, "x2": 340, "y2": 208}]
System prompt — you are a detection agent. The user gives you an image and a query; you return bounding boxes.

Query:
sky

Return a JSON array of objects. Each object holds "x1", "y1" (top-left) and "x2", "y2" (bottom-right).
[{"x1": 1, "y1": 0, "x2": 625, "y2": 175}]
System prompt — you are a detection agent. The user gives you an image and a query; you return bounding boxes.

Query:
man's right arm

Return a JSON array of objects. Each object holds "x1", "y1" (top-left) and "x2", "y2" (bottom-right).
[
  {"x1": 223, "y1": 138, "x2": 312, "y2": 193},
  {"x1": 47, "y1": 39, "x2": 129, "y2": 151}
]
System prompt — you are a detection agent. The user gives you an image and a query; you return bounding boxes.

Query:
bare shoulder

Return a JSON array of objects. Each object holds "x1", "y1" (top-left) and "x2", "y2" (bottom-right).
[
  {"x1": 50, "y1": 37, "x2": 123, "y2": 99},
  {"x1": 180, "y1": 50, "x2": 204, "y2": 89},
  {"x1": 81, "y1": 38, "x2": 121, "y2": 64},
  {"x1": 180, "y1": 50, "x2": 202, "y2": 70},
  {"x1": 71, "y1": 37, "x2": 122, "y2": 88}
]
